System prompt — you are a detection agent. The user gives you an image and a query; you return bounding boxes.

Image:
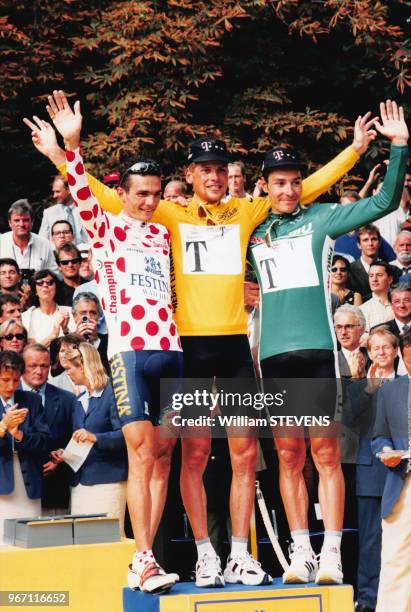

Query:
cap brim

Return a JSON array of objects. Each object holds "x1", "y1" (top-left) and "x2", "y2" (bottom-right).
[{"x1": 188, "y1": 153, "x2": 229, "y2": 164}]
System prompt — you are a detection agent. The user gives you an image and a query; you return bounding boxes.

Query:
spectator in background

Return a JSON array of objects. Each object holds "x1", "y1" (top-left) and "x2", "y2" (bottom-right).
[
  {"x1": 371, "y1": 331, "x2": 411, "y2": 612},
  {"x1": 50, "y1": 220, "x2": 75, "y2": 251},
  {"x1": 0, "y1": 295, "x2": 22, "y2": 324},
  {"x1": 71, "y1": 292, "x2": 109, "y2": 372},
  {"x1": 49, "y1": 333, "x2": 83, "y2": 395},
  {"x1": 0, "y1": 319, "x2": 28, "y2": 354},
  {"x1": 331, "y1": 255, "x2": 362, "y2": 307},
  {"x1": 335, "y1": 196, "x2": 396, "y2": 264},
  {"x1": 335, "y1": 305, "x2": 367, "y2": 379},
  {"x1": 0, "y1": 259, "x2": 30, "y2": 312},
  {"x1": 22, "y1": 269, "x2": 74, "y2": 347},
  {"x1": 227, "y1": 161, "x2": 252, "y2": 200},
  {"x1": 349, "y1": 225, "x2": 396, "y2": 300},
  {"x1": 163, "y1": 179, "x2": 187, "y2": 203},
  {"x1": 79, "y1": 252, "x2": 94, "y2": 282},
  {"x1": 0, "y1": 199, "x2": 59, "y2": 278},
  {"x1": 39, "y1": 175, "x2": 89, "y2": 246},
  {"x1": 102, "y1": 171, "x2": 120, "y2": 189},
  {"x1": 55, "y1": 243, "x2": 85, "y2": 306},
  {"x1": 360, "y1": 261, "x2": 394, "y2": 333},
  {"x1": 21, "y1": 344, "x2": 75, "y2": 516},
  {"x1": 390, "y1": 230, "x2": 411, "y2": 276},
  {"x1": 0, "y1": 351, "x2": 50, "y2": 544},
  {"x1": 344, "y1": 327, "x2": 398, "y2": 612},
  {"x1": 58, "y1": 343, "x2": 127, "y2": 533}
]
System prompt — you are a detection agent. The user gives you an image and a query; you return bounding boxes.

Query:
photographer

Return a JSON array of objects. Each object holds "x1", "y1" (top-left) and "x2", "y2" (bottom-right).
[
  {"x1": 72, "y1": 292, "x2": 109, "y2": 372},
  {"x1": 0, "y1": 258, "x2": 31, "y2": 311}
]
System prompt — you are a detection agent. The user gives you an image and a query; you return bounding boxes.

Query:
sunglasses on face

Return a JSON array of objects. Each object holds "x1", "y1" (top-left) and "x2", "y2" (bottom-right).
[
  {"x1": 120, "y1": 161, "x2": 162, "y2": 185},
  {"x1": 2, "y1": 333, "x2": 26, "y2": 341},
  {"x1": 331, "y1": 267, "x2": 348, "y2": 273},
  {"x1": 59, "y1": 258, "x2": 81, "y2": 266},
  {"x1": 35, "y1": 279, "x2": 55, "y2": 287}
]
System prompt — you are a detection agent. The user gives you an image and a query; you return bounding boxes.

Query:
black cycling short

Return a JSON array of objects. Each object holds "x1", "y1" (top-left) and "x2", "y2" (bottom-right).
[
  {"x1": 178, "y1": 335, "x2": 257, "y2": 422},
  {"x1": 260, "y1": 349, "x2": 338, "y2": 422},
  {"x1": 180, "y1": 335, "x2": 255, "y2": 378}
]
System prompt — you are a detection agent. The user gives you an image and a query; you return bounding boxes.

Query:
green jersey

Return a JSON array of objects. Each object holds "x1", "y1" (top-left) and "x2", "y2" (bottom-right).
[{"x1": 248, "y1": 144, "x2": 408, "y2": 361}]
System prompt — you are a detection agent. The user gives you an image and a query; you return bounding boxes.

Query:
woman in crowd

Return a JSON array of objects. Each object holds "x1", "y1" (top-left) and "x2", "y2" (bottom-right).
[
  {"x1": 49, "y1": 333, "x2": 83, "y2": 395},
  {"x1": 22, "y1": 269, "x2": 74, "y2": 347},
  {"x1": 0, "y1": 319, "x2": 28, "y2": 354},
  {"x1": 63, "y1": 343, "x2": 127, "y2": 534},
  {"x1": 331, "y1": 255, "x2": 363, "y2": 306}
]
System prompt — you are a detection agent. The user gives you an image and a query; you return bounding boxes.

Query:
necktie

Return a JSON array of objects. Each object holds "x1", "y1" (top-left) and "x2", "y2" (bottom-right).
[
  {"x1": 403, "y1": 324, "x2": 410, "y2": 333},
  {"x1": 66, "y1": 205, "x2": 76, "y2": 238},
  {"x1": 402, "y1": 267, "x2": 409, "y2": 276}
]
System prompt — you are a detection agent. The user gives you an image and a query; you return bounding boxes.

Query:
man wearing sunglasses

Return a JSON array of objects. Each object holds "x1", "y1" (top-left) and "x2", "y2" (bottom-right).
[
  {"x1": 24, "y1": 89, "x2": 378, "y2": 589},
  {"x1": 55, "y1": 243, "x2": 85, "y2": 306},
  {"x1": 31, "y1": 93, "x2": 183, "y2": 595}
]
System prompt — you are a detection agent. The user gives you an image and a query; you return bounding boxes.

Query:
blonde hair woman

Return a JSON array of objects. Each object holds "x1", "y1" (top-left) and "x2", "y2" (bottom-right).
[{"x1": 63, "y1": 343, "x2": 128, "y2": 534}]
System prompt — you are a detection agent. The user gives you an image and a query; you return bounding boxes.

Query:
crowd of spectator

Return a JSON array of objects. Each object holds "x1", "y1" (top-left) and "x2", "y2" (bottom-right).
[{"x1": 0, "y1": 122, "x2": 410, "y2": 610}]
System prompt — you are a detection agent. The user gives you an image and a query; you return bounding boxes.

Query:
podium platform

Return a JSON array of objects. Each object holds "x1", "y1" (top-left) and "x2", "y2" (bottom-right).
[
  {"x1": 0, "y1": 538, "x2": 135, "y2": 611},
  {"x1": 123, "y1": 580, "x2": 354, "y2": 612}
]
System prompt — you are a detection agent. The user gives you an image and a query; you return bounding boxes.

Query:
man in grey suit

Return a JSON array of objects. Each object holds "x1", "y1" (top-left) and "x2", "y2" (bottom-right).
[
  {"x1": 371, "y1": 331, "x2": 411, "y2": 612},
  {"x1": 39, "y1": 175, "x2": 88, "y2": 246}
]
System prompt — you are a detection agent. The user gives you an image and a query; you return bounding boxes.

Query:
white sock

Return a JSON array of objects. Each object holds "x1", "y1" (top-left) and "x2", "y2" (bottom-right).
[
  {"x1": 231, "y1": 537, "x2": 248, "y2": 557},
  {"x1": 291, "y1": 530, "x2": 311, "y2": 550},
  {"x1": 132, "y1": 549, "x2": 155, "y2": 571},
  {"x1": 196, "y1": 538, "x2": 216, "y2": 559},
  {"x1": 322, "y1": 531, "x2": 342, "y2": 553}
]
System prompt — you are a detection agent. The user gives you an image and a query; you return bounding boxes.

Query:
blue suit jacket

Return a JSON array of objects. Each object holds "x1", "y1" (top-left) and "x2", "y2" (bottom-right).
[
  {"x1": 371, "y1": 375, "x2": 409, "y2": 518},
  {"x1": 70, "y1": 384, "x2": 127, "y2": 486},
  {"x1": 42, "y1": 383, "x2": 76, "y2": 508},
  {"x1": 344, "y1": 379, "x2": 388, "y2": 497},
  {"x1": 0, "y1": 390, "x2": 50, "y2": 499}
]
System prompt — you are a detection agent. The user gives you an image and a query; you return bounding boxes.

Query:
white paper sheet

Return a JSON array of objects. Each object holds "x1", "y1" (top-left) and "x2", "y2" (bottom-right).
[{"x1": 62, "y1": 439, "x2": 94, "y2": 472}]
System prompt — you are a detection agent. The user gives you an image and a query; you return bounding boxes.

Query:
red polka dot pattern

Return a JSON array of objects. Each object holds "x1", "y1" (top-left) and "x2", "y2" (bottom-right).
[
  {"x1": 121, "y1": 321, "x2": 130, "y2": 336},
  {"x1": 131, "y1": 337, "x2": 145, "y2": 350},
  {"x1": 77, "y1": 186, "x2": 91, "y2": 200},
  {"x1": 159, "y1": 308, "x2": 168, "y2": 321},
  {"x1": 146, "y1": 321, "x2": 159, "y2": 336},
  {"x1": 65, "y1": 147, "x2": 181, "y2": 356},
  {"x1": 160, "y1": 337, "x2": 170, "y2": 350},
  {"x1": 116, "y1": 257, "x2": 125, "y2": 272},
  {"x1": 131, "y1": 305, "x2": 145, "y2": 320}
]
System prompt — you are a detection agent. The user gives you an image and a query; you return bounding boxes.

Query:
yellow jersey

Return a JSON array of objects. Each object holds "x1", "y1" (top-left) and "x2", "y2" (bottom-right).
[{"x1": 57, "y1": 145, "x2": 358, "y2": 336}]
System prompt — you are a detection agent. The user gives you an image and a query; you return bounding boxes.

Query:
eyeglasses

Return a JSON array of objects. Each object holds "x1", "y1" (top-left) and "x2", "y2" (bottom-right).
[
  {"x1": 59, "y1": 258, "x2": 81, "y2": 266},
  {"x1": 335, "y1": 324, "x2": 361, "y2": 331},
  {"x1": 52, "y1": 230, "x2": 72, "y2": 236},
  {"x1": 120, "y1": 161, "x2": 162, "y2": 184},
  {"x1": 331, "y1": 267, "x2": 348, "y2": 273},
  {"x1": 35, "y1": 279, "x2": 55, "y2": 287},
  {"x1": 1, "y1": 333, "x2": 26, "y2": 341}
]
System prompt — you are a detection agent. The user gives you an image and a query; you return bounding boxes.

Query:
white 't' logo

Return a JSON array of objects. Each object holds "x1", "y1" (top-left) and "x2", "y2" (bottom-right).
[{"x1": 201, "y1": 141, "x2": 213, "y2": 151}]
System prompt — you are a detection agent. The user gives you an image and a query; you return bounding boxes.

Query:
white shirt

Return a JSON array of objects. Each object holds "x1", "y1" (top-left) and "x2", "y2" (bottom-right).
[
  {"x1": 22, "y1": 306, "x2": 75, "y2": 343},
  {"x1": 0, "y1": 232, "x2": 59, "y2": 276},
  {"x1": 360, "y1": 257, "x2": 371, "y2": 274},
  {"x1": 21, "y1": 380, "x2": 46, "y2": 406},
  {"x1": 373, "y1": 207, "x2": 408, "y2": 247},
  {"x1": 360, "y1": 294, "x2": 394, "y2": 333},
  {"x1": 78, "y1": 387, "x2": 104, "y2": 414}
]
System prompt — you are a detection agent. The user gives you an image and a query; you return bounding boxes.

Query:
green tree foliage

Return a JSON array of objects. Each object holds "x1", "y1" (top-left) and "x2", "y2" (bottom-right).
[{"x1": 0, "y1": 0, "x2": 409, "y2": 213}]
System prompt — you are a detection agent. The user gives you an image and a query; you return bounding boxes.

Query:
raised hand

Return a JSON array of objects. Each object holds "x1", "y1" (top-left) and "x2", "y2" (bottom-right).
[
  {"x1": 375, "y1": 100, "x2": 409, "y2": 146},
  {"x1": 46, "y1": 90, "x2": 82, "y2": 149},
  {"x1": 22, "y1": 116, "x2": 65, "y2": 165},
  {"x1": 351, "y1": 111, "x2": 378, "y2": 155}
]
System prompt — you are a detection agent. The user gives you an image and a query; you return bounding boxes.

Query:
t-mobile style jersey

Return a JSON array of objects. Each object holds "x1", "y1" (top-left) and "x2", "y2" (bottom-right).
[
  {"x1": 57, "y1": 146, "x2": 359, "y2": 336},
  {"x1": 65, "y1": 148, "x2": 181, "y2": 359},
  {"x1": 248, "y1": 144, "x2": 408, "y2": 361}
]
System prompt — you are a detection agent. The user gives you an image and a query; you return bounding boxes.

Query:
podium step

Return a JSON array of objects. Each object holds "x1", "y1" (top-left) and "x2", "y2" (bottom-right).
[
  {"x1": 123, "y1": 579, "x2": 354, "y2": 611},
  {"x1": 0, "y1": 538, "x2": 134, "y2": 611}
]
